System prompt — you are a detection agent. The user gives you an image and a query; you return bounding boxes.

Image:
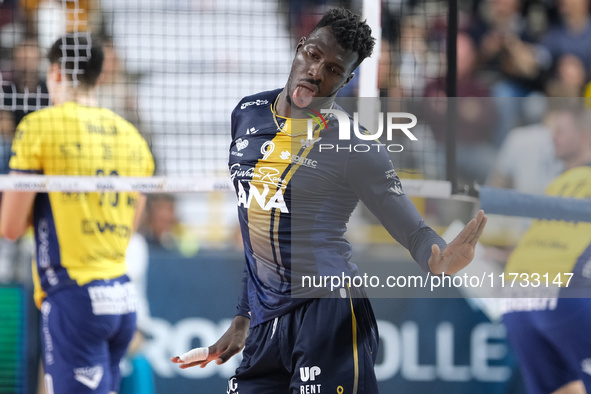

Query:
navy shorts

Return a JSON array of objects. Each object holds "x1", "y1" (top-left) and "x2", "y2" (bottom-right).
[
  {"x1": 41, "y1": 275, "x2": 138, "y2": 394},
  {"x1": 503, "y1": 298, "x2": 591, "y2": 394},
  {"x1": 228, "y1": 288, "x2": 379, "y2": 394}
]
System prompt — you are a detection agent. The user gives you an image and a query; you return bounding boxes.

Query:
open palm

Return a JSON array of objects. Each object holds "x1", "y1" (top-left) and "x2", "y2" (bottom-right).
[{"x1": 428, "y1": 210, "x2": 487, "y2": 275}]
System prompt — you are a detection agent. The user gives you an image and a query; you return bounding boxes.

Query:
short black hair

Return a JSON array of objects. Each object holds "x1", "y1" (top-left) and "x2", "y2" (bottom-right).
[
  {"x1": 311, "y1": 8, "x2": 375, "y2": 70},
  {"x1": 47, "y1": 33, "x2": 104, "y2": 87}
]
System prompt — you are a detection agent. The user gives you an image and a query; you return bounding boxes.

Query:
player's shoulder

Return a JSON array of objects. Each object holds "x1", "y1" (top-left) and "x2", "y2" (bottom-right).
[
  {"x1": 546, "y1": 164, "x2": 591, "y2": 196},
  {"x1": 234, "y1": 89, "x2": 280, "y2": 113},
  {"x1": 100, "y1": 107, "x2": 136, "y2": 130},
  {"x1": 18, "y1": 104, "x2": 59, "y2": 126}
]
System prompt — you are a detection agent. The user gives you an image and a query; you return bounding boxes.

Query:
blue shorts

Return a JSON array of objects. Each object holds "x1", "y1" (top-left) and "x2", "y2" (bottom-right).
[
  {"x1": 228, "y1": 288, "x2": 379, "y2": 394},
  {"x1": 503, "y1": 298, "x2": 591, "y2": 394},
  {"x1": 41, "y1": 275, "x2": 138, "y2": 394}
]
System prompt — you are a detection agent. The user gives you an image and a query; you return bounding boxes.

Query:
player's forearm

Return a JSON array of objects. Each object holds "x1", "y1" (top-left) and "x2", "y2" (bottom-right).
[
  {"x1": 0, "y1": 191, "x2": 36, "y2": 240},
  {"x1": 409, "y1": 226, "x2": 447, "y2": 273}
]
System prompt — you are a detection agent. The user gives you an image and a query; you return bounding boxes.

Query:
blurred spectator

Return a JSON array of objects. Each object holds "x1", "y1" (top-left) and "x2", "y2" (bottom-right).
[
  {"x1": 283, "y1": 0, "x2": 353, "y2": 40},
  {"x1": 95, "y1": 39, "x2": 140, "y2": 126},
  {"x1": 1, "y1": 37, "x2": 49, "y2": 125},
  {"x1": 487, "y1": 103, "x2": 564, "y2": 195},
  {"x1": 139, "y1": 194, "x2": 199, "y2": 256},
  {"x1": 469, "y1": 0, "x2": 550, "y2": 146},
  {"x1": 1, "y1": 37, "x2": 49, "y2": 175},
  {"x1": 140, "y1": 194, "x2": 179, "y2": 249},
  {"x1": 540, "y1": 0, "x2": 591, "y2": 79},
  {"x1": 545, "y1": 54, "x2": 587, "y2": 97},
  {"x1": 484, "y1": 100, "x2": 570, "y2": 248},
  {"x1": 423, "y1": 32, "x2": 497, "y2": 184},
  {"x1": 397, "y1": 15, "x2": 436, "y2": 97}
]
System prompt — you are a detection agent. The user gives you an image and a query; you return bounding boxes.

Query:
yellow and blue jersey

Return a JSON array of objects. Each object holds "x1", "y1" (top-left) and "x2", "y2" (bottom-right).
[
  {"x1": 9, "y1": 102, "x2": 154, "y2": 307},
  {"x1": 230, "y1": 89, "x2": 446, "y2": 327},
  {"x1": 505, "y1": 164, "x2": 591, "y2": 282}
]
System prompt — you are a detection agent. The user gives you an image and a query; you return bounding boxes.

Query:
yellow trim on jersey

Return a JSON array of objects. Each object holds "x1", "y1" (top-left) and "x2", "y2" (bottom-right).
[
  {"x1": 347, "y1": 286, "x2": 360, "y2": 394},
  {"x1": 245, "y1": 115, "x2": 321, "y2": 277},
  {"x1": 32, "y1": 259, "x2": 46, "y2": 309}
]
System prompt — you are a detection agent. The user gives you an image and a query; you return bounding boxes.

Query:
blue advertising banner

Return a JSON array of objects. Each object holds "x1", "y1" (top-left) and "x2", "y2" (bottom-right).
[{"x1": 143, "y1": 246, "x2": 525, "y2": 394}]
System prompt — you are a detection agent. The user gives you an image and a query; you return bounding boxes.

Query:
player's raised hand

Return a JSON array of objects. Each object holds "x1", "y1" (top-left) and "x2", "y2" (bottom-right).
[
  {"x1": 170, "y1": 315, "x2": 250, "y2": 369},
  {"x1": 428, "y1": 210, "x2": 487, "y2": 275}
]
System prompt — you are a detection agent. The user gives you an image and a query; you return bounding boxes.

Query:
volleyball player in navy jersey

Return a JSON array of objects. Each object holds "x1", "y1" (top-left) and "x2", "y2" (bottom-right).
[{"x1": 172, "y1": 8, "x2": 486, "y2": 393}]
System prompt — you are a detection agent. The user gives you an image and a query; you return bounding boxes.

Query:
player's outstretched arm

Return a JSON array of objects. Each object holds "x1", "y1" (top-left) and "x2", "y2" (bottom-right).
[
  {"x1": 428, "y1": 210, "x2": 487, "y2": 275},
  {"x1": 170, "y1": 315, "x2": 249, "y2": 369},
  {"x1": 0, "y1": 173, "x2": 37, "y2": 240}
]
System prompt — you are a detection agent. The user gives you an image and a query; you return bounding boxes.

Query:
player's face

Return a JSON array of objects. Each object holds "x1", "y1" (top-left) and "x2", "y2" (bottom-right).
[
  {"x1": 551, "y1": 111, "x2": 583, "y2": 161},
  {"x1": 286, "y1": 27, "x2": 358, "y2": 108}
]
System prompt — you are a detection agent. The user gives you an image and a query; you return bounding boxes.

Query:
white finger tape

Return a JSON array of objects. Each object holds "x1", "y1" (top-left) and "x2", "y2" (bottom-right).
[{"x1": 179, "y1": 347, "x2": 209, "y2": 363}]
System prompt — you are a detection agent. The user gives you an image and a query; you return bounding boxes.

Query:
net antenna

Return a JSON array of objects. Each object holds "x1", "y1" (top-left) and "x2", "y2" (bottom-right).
[{"x1": 359, "y1": 0, "x2": 381, "y2": 99}]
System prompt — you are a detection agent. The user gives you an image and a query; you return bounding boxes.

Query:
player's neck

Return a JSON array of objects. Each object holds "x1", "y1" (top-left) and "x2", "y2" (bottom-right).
[
  {"x1": 275, "y1": 89, "x2": 291, "y2": 118},
  {"x1": 53, "y1": 86, "x2": 98, "y2": 107},
  {"x1": 565, "y1": 150, "x2": 591, "y2": 170}
]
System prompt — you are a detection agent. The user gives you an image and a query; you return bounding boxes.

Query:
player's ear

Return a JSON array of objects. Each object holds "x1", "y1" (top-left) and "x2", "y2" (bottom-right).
[
  {"x1": 341, "y1": 72, "x2": 355, "y2": 89},
  {"x1": 48, "y1": 63, "x2": 62, "y2": 82},
  {"x1": 295, "y1": 37, "x2": 307, "y2": 52}
]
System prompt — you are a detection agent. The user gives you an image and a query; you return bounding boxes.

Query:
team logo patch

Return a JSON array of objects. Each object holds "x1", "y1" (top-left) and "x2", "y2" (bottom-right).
[
  {"x1": 388, "y1": 176, "x2": 404, "y2": 196},
  {"x1": 235, "y1": 138, "x2": 249, "y2": 151},
  {"x1": 74, "y1": 366, "x2": 104, "y2": 390}
]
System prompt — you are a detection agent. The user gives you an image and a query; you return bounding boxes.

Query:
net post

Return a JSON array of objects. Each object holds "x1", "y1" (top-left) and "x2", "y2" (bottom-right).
[
  {"x1": 359, "y1": 0, "x2": 382, "y2": 99},
  {"x1": 446, "y1": 0, "x2": 458, "y2": 194}
]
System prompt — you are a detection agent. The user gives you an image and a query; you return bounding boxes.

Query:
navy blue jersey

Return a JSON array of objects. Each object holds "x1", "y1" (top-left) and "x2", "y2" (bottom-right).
[{"x1": 230, "y1": 89, "x2": 446, "y2": 327}]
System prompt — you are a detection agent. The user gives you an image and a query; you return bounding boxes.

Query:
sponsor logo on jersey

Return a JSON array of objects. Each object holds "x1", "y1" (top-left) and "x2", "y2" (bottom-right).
[
  {"x1": 387, "y1": 170, "x2": 405, "y2": 195},
  {"x1": 236, "y1": 181, "x2": 288, "y2": 213},
  {"x1": 300, "y1": 366, "x2": 321, "y2": 382},
  {"x1": 73, "y1": 366, "x2": 104, "y2": 390},
  {"x1": 299, "y1": 366, "x2": 322, "y2": 394},
  {"x1": 235, "y1": 138, "x2": 249, "y2": 151},
  {"x1": 280, "y1": 151, "x2": 291, "y2": 160},
  {"x1": 246, "y1": 127, "x2": 259, "y2": 134},
  {"x1": 385, "y1": 169, "x2": 398, "y2": 180},
  {"x1": 240, "y1": 99, "x2": 269, "y2": 110},
  {"x1": 82, "y1": 220, "x2": 131, "y2": 238},
  {"x1": 301, "y1": 137, "x2": 322, "y2": 149},
  {"x1": 227, "y1": 377, "x2": 238, "y2": 393},
  {"x1": 291, "y1": 155, "x2": 317, "y2": 169}
]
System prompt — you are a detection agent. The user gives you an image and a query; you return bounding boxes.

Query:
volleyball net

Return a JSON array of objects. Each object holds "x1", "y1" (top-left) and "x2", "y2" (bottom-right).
[{"x1": 0, "y1": 0, "x2": 457, "y2": 190}]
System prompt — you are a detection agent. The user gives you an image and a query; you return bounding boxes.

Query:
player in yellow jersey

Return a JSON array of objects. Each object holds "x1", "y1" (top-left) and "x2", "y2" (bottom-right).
[
  {"x1": 502, "y1": 104, "x2": 591, "y2": 394},
  {"x1": 0, "y1": 33, "x2": 154, "y2": 394}
]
